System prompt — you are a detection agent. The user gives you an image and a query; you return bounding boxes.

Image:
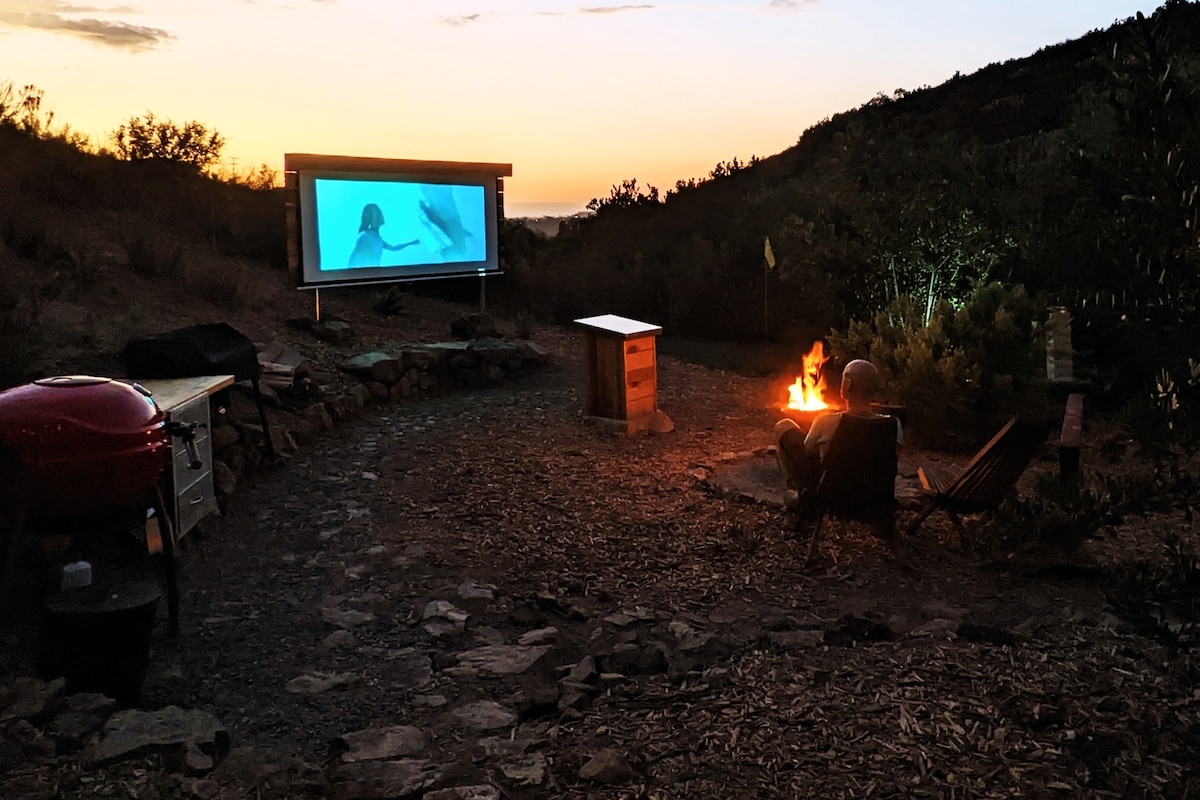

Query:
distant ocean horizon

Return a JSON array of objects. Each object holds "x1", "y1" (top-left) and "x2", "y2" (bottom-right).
[{"x1": 506, "y1": 201, "x2": 588, "y2": 218}]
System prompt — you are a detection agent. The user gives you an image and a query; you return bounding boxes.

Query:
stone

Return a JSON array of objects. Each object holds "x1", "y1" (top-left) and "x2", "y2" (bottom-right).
[
  {"x1": 284, "y1": 671, "x2": 358, "y2": 695},
  {"x1": 338, "y1": 352, "x2": 398, "y2": 386},
  {"x1": 0, "y1": 676, "x2": 65, "y2": 723},
  {"x1": 332, "y1": 758, "x2": 439, "y2": 800},
  {"x1": 597, "y1": 643, "x2": 642, "y2": 675},
  {"x1": 568, "y1": 655, "x2": 597, "y2": 684},
  {"x1": 500, "y1": 752, "x2": 547, "y2": 786},
  {"x1": 457, "y1": 579, "x2": 496, "y2": 601},
  {"x1": 421, "y1": 600, "x2": 470, "y2": 636},
  {"x1": 447, "y1": 700, "x2": 518, "y2": 731},
  {"x1": 321, "y1": 607, "x2": 376, "y2": 629},
  {"x1": 85, "y1": 707, "x2": 229, "y2": 772},
  {"x1": 45, "y1": 692, "x2": 118, "y2": 751},
  {"x1": 424, "y1": 786, "x2": 501, "y2": 800},
  {"x1": 335, "y1": 725, "x2": 426, "y2": 763},
  {"x1": 470, "y1": 338, "x2": 520, "y2": 365},
  {"x1": 766, "y1": 630, "x2": 825, "y2": 649},
  {"x1": 518, "y1": 627, "x2": 558, "y2": 646},
  {"x1": 442, "y1": 645, "x2": 551, "y2": 677},
  {"x1": 321, "y1": 630, "x2": 358, "y2": 650},
  {"x1": 512, "y1": 686, "x2": 560, "y2": 718},
  {"x1": 213, "y1": 460, "x2": 237, "y2": 496},
  {"x1": 209, "y1": 424, "x2": 240, "y2": 451},
  {"x1": 579, "y1": 748, "x2": 636, "y2": 785},
  {"x1": 516, "y1": 341, "x2": 549, "y2": 362}
]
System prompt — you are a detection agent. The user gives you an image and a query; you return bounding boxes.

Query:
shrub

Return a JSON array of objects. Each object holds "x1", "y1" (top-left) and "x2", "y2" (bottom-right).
[
  {"x1": 829, "y1": 282, "x2": 1046, "y2": 446},
  {"x1": 122, "y1": 233, "x2": 184, "y2": 278},
  {"x1": 514, "y1": 309, "x2": 536, "y2": 339}
]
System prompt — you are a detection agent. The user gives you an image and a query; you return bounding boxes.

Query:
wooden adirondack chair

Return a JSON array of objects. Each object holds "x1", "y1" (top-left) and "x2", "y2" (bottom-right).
[
  {"x1": 907, "y1": 416, "x2": 1049, "y2": 538},
  {"x1": 799, "y1": 414, "x2": 900, "y2": 564}
]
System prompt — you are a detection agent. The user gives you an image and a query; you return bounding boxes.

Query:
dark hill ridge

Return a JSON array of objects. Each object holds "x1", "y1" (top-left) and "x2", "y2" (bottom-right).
[{"x1": 530, "y1": 2, "x2": 1200, "y2": 344}]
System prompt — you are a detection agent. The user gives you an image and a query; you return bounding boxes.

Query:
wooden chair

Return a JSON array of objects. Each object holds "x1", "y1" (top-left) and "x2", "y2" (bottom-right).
[
  {"x1": 907, "y1": 416, "x2": 1049, "y2": 538},
  {"x1": 799, "y1": 414, "x2": 900, "y2": 564}
]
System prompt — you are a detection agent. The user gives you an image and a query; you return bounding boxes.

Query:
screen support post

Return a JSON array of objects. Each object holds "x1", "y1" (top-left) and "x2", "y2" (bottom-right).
[
  {"x1": 315, "y1": 288, "x2": 321, "y2": 322},
  {"x1": 479, "y1": 274, "x2": 487, "y2": 313}
]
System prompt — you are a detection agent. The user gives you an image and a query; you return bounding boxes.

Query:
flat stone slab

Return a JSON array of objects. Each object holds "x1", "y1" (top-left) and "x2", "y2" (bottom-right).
[
  {"x1": 442, "y1": 644, "x2": 551, "y2": 677},
  {"x1": 86, "y1": 707, "x2": 229, "y2": 768},
  {"x1": 336, "y1": 724, "x2": 426, "y2": 762},
  {"x1": 447, "y1": 701, "x2": 518, "y2": 731},
  {"x1": 332, "y1": 759, "x2": 440, "y2": 800}
]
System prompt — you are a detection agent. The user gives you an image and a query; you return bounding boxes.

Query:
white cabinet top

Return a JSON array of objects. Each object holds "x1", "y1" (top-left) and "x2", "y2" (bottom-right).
[{"x1": 574, "y1": 314, "x2": 662, "y2": 339}]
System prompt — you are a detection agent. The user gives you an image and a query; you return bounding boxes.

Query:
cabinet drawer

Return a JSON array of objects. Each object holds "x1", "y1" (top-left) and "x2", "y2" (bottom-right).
[{"x1": 176, "y1": 472, "x2": 217, "y2": 537}]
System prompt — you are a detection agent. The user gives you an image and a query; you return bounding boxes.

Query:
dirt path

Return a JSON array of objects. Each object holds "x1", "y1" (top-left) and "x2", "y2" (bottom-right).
[{"x1": 3, "y1": 323, "x2": 1197, "y2": 798}]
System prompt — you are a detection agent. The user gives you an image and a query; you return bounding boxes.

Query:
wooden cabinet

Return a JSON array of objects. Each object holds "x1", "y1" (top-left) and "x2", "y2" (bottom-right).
[
  {"x1": 136, "y1": 375, "x2": 233, "y2": 541},
  {"x1": 575, "y1": 314, "x2": 662, "y2": 421}
]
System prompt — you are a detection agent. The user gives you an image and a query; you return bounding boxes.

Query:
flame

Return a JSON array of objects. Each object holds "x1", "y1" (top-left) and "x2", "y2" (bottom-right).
[{"x1": 786, "y1": 341, "x2": 830, "y2": 411}]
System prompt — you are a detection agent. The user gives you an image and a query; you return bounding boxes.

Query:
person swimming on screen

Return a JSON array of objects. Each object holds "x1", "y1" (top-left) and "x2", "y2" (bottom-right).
[{"x1": 347, "y1": 203, "x2": 419, "y2": 268}]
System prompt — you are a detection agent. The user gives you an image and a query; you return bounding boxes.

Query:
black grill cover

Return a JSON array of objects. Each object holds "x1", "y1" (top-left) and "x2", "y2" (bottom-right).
[{"x1": 122, "y1": 323, "x2": 259, "y2": 382}]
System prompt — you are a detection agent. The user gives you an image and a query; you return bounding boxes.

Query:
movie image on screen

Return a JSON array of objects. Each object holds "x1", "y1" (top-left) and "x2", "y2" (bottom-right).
[
  {"x1": 316, "y1": 179, "x2": 486, "y2": 269},
  {"x1": 286, "y1": 154, "x2": 512, "y2": 289}
]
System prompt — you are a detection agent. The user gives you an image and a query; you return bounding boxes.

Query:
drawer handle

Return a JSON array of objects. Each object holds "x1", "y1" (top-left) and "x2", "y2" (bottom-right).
[{"x1": 188, "y1": 497, "x2": 205, "y2": 506}]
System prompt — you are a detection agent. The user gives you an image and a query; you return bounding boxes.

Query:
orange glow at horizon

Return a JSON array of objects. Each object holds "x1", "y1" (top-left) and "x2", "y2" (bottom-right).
[{"x1": 785, "y1": 342, "x2": 830, "y2": 411}]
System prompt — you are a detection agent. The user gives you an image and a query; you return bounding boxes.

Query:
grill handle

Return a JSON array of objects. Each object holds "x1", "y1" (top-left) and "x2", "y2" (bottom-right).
[{"x1": 166, "y1": 421, "x2": 203, "y2": 470}]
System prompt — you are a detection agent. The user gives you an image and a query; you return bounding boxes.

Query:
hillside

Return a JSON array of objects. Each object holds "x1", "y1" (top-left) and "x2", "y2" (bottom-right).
[{"x1": 523, "y1": 2, "x2": 1200, "y2": 352}]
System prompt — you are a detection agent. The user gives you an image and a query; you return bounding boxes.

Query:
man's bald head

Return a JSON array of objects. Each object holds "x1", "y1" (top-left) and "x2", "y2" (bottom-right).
[{"x1": 840, "y1": 359, "x2": 882, "y2": 410}]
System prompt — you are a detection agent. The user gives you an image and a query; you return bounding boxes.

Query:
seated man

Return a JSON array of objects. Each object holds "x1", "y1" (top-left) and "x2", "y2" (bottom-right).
[{"x1": 775, "y1": 359, "x2": 903, "y2": 491}]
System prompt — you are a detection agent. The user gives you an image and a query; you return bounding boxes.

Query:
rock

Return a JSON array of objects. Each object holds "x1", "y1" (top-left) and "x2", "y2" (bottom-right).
[
  {"x1": 447, "y1": 701, "x2": 518, "y2": 731},
  {"x1": 558, "y1": 689, "x2": 591, "y2": 713},
  {"x1": 421, "y1": 600, "x2": 470, "y2": 636},
  {"x1": 332, "y1": 758, "x2": 439, "y2": 800},
  {"x1": 766, "y1": 630, "x2": 825, "y2": 649},
  {"x1": 313, "y1": 319, "x2": 354, "y2": 343},
  {"x1": 334, "y1": 724, "x2": 426, "y2": 762},
  {"x1": 470, "y1": 338, "x2": 519, "y2": 365},
  {"x1": 284, "y1": 671, "x2": 358, "y2": 695},
  {"x1": 568, "y1": 655, "x2": 597, "y2": 684},
  {"x1": 209, "y1": 424, "x2": 240, "y2": 451},
  {"x1": 321, "y1": 607, "x2": 376, "y2": 629},
  {"x1": 579, "y1": 748, "x2": 636, "y2": 784},
  {"x1": 442, "y1": 645, "x2": 551, "y2": 677},
  {"x1": 450, "y1": 313, "x2": 499, "y2": 339},
  {"x1": 512, "y1": 686, "x2": 560, "y2": 719},
  {"x1": 596, "y1": 643, "x2": 642, "y2": 675},
  {"x1": 518, "y1": 627, "x2": 558, "y2": 646},
  {"x1": 424, "y1": 785, "x2": 501, "y2": 800},
  {"x1": 516, "y1": 341, "x2": 549, "y2": 362},
  {"x1": 213, "y1": 460, "x2": 237, "y2": 496},
  {"x1": 85, "y1": 706, "x2": 229, "y2": 773},
  {"x1": 457, "y1": 579, "x2": 496, "y2": 601},
  {"x1": 321, "y1": 630, "x2": 358, "y2": 650},
  {"x1": 0, "y1": 676, "x2": 65, "y2": 723},
  {"x1": 45, "y1": 692, "x2": 118, "y2": 752},
  {"x1": 500, "y1": 751, "x2": 547, "y2": 786}
]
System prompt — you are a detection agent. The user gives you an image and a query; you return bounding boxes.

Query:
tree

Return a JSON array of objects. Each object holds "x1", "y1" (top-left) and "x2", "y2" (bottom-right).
[
  {"x1": 585, "y1": 178, "x2": 661, "y2": 214},
  {"x1": 110, "y1": 112, "x2": 225, "y2": 172}
]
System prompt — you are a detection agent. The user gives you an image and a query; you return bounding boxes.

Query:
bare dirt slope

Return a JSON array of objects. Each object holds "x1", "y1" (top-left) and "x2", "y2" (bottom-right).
[{"x1": 3, "y1": 282, "x2": 1197, "y2": 798}]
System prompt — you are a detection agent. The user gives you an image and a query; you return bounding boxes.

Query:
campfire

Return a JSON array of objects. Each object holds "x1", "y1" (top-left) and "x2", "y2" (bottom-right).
[{"x1": 784, "y1": 341, "x2": 836, "y2": 412}]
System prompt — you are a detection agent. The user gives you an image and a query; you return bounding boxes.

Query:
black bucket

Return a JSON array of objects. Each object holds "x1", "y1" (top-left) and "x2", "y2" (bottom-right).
[{"x1": 38, "y1": 580, "x2": 162, "y2": 705}]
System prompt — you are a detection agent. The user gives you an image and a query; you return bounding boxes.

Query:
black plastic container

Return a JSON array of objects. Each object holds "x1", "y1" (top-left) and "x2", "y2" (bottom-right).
[{"x1": 39, "y1": 580, "x2": 162, "y2": 705}]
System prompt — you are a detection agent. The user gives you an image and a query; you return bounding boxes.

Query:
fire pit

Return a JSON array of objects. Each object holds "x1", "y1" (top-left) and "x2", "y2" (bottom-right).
[{"x1": 778, "y1": 342, "x2": 842, "y2": 431}]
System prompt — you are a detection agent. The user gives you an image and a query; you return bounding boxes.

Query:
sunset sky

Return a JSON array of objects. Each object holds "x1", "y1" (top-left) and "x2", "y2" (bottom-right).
[{"x1": 1, "y1": 0, "x2": 1167, "y2": 215}]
